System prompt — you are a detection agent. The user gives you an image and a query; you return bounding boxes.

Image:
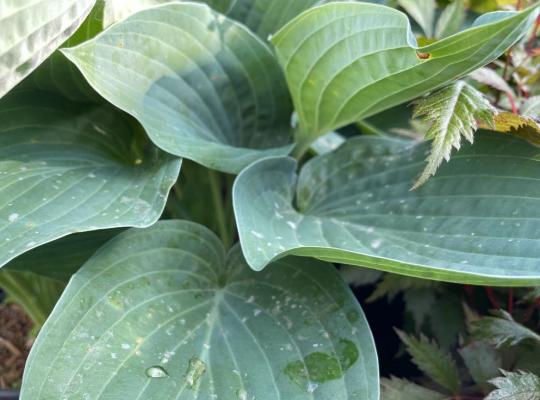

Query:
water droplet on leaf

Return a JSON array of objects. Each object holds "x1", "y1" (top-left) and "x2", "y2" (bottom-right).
[{"x1": 146, "y1": 366, "x2": 168, "y2": 378}]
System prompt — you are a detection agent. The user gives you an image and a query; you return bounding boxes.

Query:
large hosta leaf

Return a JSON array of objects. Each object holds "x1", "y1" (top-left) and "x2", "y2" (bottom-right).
[
  {"x1": 0, "y1": 90, "x2": 180, "y2": 269},
  {"x1": 63, "y1": 2, "x2": 294, "y2": 174},
  {"x1": 234, "y1": 134, "x2": 540, "y2": 286},
  {"x1": 21, "y1": 220, "x2": 378, "y2": 399},
  {"x1": 271, "y1": 2, "x2": 539, "y2": 145},
  {"x1": 0, "y1": 0, "x2": 96, "y2": 98}
]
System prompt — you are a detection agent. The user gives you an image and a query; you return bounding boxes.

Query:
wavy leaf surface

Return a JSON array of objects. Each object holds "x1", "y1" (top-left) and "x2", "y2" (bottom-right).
[
  {"x1": 21, "y1": 220, "x2": 378, "y2": 399},
  {"x1": 0, "y1": 89, "x2": 180, "y2": 269},
  {"x1": 63, "y1": 3, "x2": 294, "y2": 174},
  {"x1": 271, "y1": 2, "x2": 539, "y2": 145},
  {"x1": 0, "y1": 0, "x2": 96, "y2": 98},
  {"x1": 234, "y1": 134, "x2": 540, "y2": 285}
]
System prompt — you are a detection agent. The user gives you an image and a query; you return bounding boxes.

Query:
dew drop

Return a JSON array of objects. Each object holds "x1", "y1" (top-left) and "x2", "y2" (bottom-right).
[
  {"x1": 370, "y1": 239, "x2": 382, "y2": 249},
  {"x1": 286, "y1": 221, "x2": 297, "y2": 230},
  {"x1": 237, "y1": 388, "x2": 248, "y2": 400},
  {"x1": 307, "y1": 381, "x2": 319, "y2": 393},
  {"x1": 8, "y1": 213, "x2": 19, "y2": 222},
  {"x1": 145, "y1": 365, "x2": 168, "y2": 378}
]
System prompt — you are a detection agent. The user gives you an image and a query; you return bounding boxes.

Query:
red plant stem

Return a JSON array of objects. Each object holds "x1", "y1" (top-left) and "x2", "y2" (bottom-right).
[
  {"x1": 524, "y1": 298, "x2": 540, "y2": 322},
  {"x1": 485, "y1": 287, "x2": 500, "y2": 309},
  {"x1": 507, "y1": 92, "x2": 519, "y2": 114},
  {"x1": 508, "y1": 288, "x2": 514, "y2": 314}
]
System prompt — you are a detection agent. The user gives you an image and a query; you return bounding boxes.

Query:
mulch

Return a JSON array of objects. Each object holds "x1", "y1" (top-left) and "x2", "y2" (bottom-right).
[{"x1": 0, "y1": 304, "x2": 32, "y2": 389}]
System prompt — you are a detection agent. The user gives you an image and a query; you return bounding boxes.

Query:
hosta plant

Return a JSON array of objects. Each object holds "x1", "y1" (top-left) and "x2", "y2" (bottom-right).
[{"x1": 0, "y1": 0, "x2": 539, "y2": 399}]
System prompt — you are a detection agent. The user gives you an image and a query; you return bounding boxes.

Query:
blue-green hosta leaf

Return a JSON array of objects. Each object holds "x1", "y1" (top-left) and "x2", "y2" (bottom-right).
[
  {"x1": 397, "y1": 0, "x2": 436, "y2": 37},
  {"x1": 102, "y1": 0, "x2": 170, "y2": 27},
  {"x1": 204, "y1": 0, "x2": 321, "y2": 40},
  {"x1": 271, "y1": 2, "x2": 539, "y2": 146},
  {"x1": 63, "y1": 2, "x2": 294, "y2": 174},
  {"x1": 434, "y1": 0, "x2": 466, "y2": 39},
  {"x1": 21, "y1": 220, "x2": 379, "y2": 400},
  {"x1": 0, "y1": 0, "x2": 96, "y2": 98},
  {"x1": 234, "y1": 134, "x2": 540, "y2": 285},
  {"x1": 486, "y1": 371, "x2": 540, "y2": 400},
  {"x1": 0, "y1": 89, "x2": 180, "y2": 269},
  {"x1": 91, "y1": 0, "x2": 322, "y2": 40}
]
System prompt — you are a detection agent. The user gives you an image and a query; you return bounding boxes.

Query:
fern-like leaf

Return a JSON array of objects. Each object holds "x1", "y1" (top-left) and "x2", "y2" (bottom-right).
[
  {"x1": 381, "y1": 377, "x2": 447, "y2": 400},
  {"x1": 396, "y1": 329, "x2": 460, "y2": 394},
  {"x1": 486, "y1": 371, "x2": 540, "y2": 400},
  {"x1": 412, "y1": 80, "x2": 497, "y2": 189},
  {"x1": 471, "y1": 310, "x2": 540, "y2": 348}
]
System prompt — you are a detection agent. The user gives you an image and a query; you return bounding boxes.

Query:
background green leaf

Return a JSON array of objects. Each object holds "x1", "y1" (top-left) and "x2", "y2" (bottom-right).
[
  {"x1": 459, "y1": 341, "x2": 502, "y2": 392},
  {"x1": 21, "y1": 220, "x2": 379, "y2": 399},
  {"x1": 472, "y1": 310, "x2": 540, "y2": 347},
  {"x1": 63, "y1": 2, "x2": 294, "y2": 174},
  {"x1": 0, "y1": 89, "x2": 180, "y2": 269},
  {"x1": 381, "y1": 377, "x2": 447, "y2": 400},
  {"x1": 234, "y1": 134, "x2": 540, "y2": 285},
  {"x1": 397, "y1": 0, "x2": 436, "y2": 37},
  {"x1": 5, "y1": 229, "x2": 122, "y2": 281},
  {"x1": 0, "y1": 270, "x2": 65, "y2": 328}
]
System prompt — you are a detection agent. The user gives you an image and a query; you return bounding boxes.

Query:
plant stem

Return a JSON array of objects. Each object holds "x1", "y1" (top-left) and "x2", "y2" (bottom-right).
[
  {"x1": 292, "y1": 136, "x2": 314, "y2": 160},
  {"x1": 508, "y1": 288, "x2": 514, "y2": 314},
  {"x1": 485, "y1": 287, "x2": 500, "y2": 309},
  {"x1": 208, "y1": 169, "x2": 230, "y2": 248},
  {"x1": 357, "y1": 120, "x2": 386, "y2": 136}
]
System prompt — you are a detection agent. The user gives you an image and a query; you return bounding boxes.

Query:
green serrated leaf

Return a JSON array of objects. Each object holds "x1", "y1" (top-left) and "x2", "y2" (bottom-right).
[
  {"x1": 234, "y1": 134, "x2": 540, "y2": 286},
  {"x1": 21, "y1": 220, "x2": 379, "y2": 399},
  {"x1": 428, "y1": 293, "x2": 465, "y2": 349},
  {"x1": 472, "y1": 310, "x2": 540, "y2": 347},
  {"x1": 63, "y1": 2, "x2": 293, "y2": 174},
  {"x1": 271, "y1": 2, "x2": 538, "y2": 147},
  {"x1": 403, "y1": 289, "x2": 437, "y2": 330},
  {"x1": 0, "y1": 0, "x2": 96, "y2": 98},
  {"x1": 486, "y1": 371, "x2": 540, "y2": 400},
  {"x1": 381, "y1": 377, "x2": 447, "y2": 400},
  {"x1": 396, "y1": 330, "x2": 460, "y2": 393},
  {"x1": 0, "y1": 89, "x2": 180, "y2": 270},
  {"x1": 459, "y1": 341, "x2": 502, "y2": 392},
  {"x1": 412, "y1": 81, "x2": 497, "y2": 188}
]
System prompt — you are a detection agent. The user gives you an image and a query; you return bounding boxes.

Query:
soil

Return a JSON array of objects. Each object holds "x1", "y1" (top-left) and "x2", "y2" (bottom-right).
[{"x1": 0, "y1": 302, "x2": 32, "y2": 390}]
